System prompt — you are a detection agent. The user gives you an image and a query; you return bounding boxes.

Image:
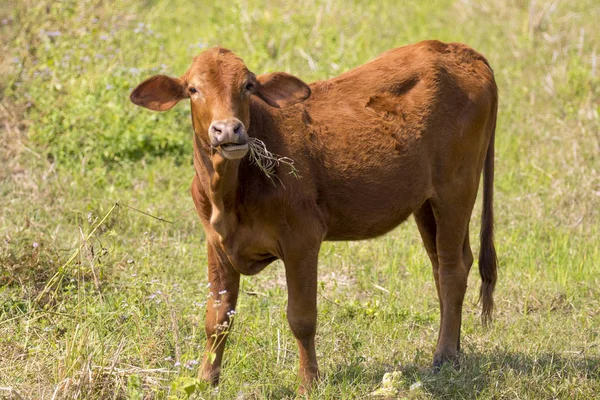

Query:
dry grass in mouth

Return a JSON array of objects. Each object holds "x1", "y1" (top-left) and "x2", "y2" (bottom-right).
[{"x1": 247, "y1": 137, "x2": 300, "y2": 183}]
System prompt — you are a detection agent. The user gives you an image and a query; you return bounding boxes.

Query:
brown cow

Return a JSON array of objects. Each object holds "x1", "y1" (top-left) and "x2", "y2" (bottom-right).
[{"x1": 130, "y1": 40, "x2": 498, "y2": 393}]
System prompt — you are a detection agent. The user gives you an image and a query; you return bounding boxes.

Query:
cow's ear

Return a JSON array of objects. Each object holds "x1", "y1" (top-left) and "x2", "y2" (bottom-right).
[
  {"x1": 130, "y1": 75, "x2": 188, "y2": 111},
  {"x1": 254, "y1": 72, "x2": 311, "y2": 108}
]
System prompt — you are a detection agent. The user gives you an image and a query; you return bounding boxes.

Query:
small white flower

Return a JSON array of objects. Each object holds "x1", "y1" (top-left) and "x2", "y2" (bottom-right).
[{"x1": 184, "y1": 359, "x2": 199, "y2": 370}]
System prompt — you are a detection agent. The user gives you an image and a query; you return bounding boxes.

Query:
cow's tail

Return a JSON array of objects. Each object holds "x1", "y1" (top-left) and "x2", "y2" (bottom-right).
[{"x1": 479, "y1": 86, "x2": 498, "y2": 327}]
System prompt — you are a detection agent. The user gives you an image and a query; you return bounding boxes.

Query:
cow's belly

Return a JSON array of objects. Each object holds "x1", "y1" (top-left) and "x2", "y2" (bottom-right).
[
  {"x1": 320, "y1": 170, "x2": 432, "y2": 241},
  {"x1": 323, "y1": 198, "x2": 422, "y2": 241}
]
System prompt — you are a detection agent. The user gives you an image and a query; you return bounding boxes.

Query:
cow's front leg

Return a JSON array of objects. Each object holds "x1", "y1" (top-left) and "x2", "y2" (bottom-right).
[
  {"x1": 199, "y1": 242, "x2": 240, "y2": 385},
  {"x1": 283, "y1": 247, "x2": 320, "y2": 393}
]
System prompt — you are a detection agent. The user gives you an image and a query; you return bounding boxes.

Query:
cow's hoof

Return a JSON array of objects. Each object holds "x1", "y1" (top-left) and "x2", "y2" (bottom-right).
[
  {"x1": 200, "y1": 366, "x2": 221, "y2": 386},
  {"x1": 432, "y1": 350, "x2": 459, "y2": 371},
  {"x1": 297, "y1": 370, "x2": 319, "y2": 395}
]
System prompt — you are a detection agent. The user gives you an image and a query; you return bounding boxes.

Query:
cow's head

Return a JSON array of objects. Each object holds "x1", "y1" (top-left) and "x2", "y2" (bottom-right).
[{"x1": 130, "y1": 47, "x2": 311, "y2": 160}]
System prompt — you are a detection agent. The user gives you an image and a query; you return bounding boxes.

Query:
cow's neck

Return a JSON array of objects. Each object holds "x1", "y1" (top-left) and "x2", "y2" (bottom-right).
[{"x1": 193, "y1": 135, "x2": 242, "y2": 239}]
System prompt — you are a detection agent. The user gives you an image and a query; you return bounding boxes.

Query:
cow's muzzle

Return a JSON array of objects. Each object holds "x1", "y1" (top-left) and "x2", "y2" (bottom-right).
[{"x1": 209, "y1": 118, "x2": 249, "y2": 159}]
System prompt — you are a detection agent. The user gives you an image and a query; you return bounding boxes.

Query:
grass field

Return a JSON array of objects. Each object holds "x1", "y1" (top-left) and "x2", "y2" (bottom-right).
[{"x1": 1, "y1": 0, "x2": 599, "y2": 398}]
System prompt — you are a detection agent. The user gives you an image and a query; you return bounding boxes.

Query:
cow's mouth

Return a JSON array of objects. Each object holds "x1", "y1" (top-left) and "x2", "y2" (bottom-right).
[{"x1": 219, "y1": 142, "x2": 249, "y2": 159}]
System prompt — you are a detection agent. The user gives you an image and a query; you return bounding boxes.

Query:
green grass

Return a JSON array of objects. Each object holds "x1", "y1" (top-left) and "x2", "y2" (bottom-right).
[{"x1": 1, "y1": 0, "x2": 599, "y2": 398}]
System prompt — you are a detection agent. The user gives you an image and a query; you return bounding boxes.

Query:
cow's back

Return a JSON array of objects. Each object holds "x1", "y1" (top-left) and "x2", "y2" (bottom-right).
[{"x1": 297, "y1": 41, "x2": 497, "y2": 240}]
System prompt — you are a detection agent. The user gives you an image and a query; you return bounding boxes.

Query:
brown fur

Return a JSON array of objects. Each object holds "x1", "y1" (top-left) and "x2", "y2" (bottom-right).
[{"x1": 130, "y1": 40, "x2": 498, "y2": 392}]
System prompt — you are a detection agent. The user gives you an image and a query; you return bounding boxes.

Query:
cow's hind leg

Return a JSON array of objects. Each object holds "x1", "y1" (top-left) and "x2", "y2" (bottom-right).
[
  {"x1": 459, "y1": 226, "x2": 474, "y2": 351},
  {"x1": 430, "y1": 191, "x2": 477, "y2": 368},
  {"x1": 414, "y1": 200, "x2": 442, "y2": 343}
]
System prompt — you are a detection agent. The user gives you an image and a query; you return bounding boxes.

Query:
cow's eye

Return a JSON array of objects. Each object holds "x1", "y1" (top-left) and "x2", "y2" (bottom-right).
[
  {"x1": 245, "y1": 82, "x2": 255, "y2": 92},
  {"x1": 189, "y1": 87, "x2": 198, "y2": 94}
]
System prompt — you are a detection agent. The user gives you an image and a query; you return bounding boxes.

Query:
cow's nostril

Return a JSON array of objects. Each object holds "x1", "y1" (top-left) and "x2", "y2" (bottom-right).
[
  {"x1": 233, "y1": 123, "x2": 242, "y2": 134},
  {"x1": 212, "y1": 125, "x2": 222, "y2": 133}
]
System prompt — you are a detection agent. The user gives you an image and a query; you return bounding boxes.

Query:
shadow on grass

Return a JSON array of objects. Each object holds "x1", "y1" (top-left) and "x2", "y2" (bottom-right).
[
  {"x1": 328, "y1": 351, "x2": 600, "y2": 398},
  {"x1": 327, "y1": 361, "x2": 394, "y2": 386},
  {"x1": 410, "y1": 351, "x2": 599, "y2": 398}
]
